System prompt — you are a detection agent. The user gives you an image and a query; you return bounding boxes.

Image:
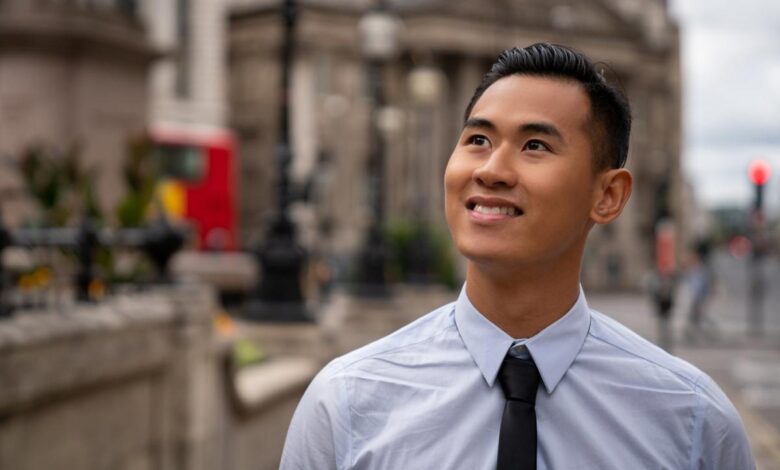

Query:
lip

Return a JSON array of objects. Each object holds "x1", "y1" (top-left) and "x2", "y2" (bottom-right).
[{"x1": 465, "y1": 195, "x2": 523, "y2": 224}]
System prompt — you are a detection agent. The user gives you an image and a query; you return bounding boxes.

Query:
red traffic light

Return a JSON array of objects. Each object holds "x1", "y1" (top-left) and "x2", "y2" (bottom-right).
[{"x1": 748, "y1": 160, "x2": 771, "y2": 186}]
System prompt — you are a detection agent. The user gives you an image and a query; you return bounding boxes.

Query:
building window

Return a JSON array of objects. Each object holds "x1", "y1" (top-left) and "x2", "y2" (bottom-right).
[
  {"x1": 155, "y1": 144, "x2": 205, "y2": 182},
  {"x1": 175, "y1": 0, "x2": 191, "y2": 98}
]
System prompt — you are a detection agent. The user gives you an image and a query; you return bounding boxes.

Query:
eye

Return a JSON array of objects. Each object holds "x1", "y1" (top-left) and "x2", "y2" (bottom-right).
[
  {"x1": 524, "y1": 139, "x2": 550, "y2": 152},
  {"x1": 466, "y1": 134, "x2": 491, "y2": 148}
]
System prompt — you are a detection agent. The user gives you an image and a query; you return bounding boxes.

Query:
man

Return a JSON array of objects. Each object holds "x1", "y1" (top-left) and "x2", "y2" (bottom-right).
[{"x1": 280, "y1": 43, "x2": 754, "y2": 469}]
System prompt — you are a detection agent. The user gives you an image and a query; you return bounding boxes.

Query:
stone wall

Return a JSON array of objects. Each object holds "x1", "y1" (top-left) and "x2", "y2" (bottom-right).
[{"x1": 0, "y1": 283, "x2": 322, "y2": 470}]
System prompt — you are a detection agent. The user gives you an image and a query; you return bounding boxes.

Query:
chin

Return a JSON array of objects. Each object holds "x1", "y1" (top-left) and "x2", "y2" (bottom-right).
[{"x1": 456, "y1": 240, "x2": 518, "y2": 266}]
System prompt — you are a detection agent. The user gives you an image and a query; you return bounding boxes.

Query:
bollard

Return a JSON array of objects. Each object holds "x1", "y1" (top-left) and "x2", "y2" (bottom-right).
[
  {"x1": 76, "y1": 218, "x2": 99, "y2": 302},
  {"x1": 141, "y1": 218, "x2": 186, "y2": 282}
]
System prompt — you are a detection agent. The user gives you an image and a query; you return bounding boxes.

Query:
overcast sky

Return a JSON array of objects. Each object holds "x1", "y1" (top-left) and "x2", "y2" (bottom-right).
[{"x1": 668, "y1": 0, "x2": 780, "y2": 212}]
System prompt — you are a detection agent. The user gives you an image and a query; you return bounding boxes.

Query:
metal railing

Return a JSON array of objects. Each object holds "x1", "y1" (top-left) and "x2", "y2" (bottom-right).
[
  {"x1": 0, "y1": 217, "x2": 186, "y2": 318},
  {"x1": 1, "y1": 0, "x2": 139, "y2": 17},
  {"x1": 47, "y1": 0, "x2": 138, "y2": 16}
]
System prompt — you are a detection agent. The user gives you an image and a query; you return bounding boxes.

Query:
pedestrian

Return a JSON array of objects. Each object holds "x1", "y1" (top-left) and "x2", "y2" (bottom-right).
[
  {"x1": 685, "y1": 239, "x2": 717, "y2": 341},
  {"x1": 280, "y1": 43, "x2": 754, "y2": 469},
  {"x1": 643, "y1": 266, "x2": 677, "y2": 351}
]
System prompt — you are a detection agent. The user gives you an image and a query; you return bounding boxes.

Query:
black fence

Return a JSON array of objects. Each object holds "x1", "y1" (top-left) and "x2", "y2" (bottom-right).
[{"x1": 0, "y1": 218, "x2": 186, "y2": 318}]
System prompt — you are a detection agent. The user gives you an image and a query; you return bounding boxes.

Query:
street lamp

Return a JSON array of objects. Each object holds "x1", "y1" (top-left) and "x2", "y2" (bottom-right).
[
  {"x1": 353, "y1": 3, "x2": 401, "y2": 297},
  {"x1": 406, "y1": 64, "x2": 445, "y2": 283},
  {"x1": 243, "y1": 0, "x2": 309, "y2": 322}
]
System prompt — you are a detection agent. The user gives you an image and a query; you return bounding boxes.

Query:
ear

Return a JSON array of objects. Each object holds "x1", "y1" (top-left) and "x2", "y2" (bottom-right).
[{"x1": 590, "y1": 168, "x2": 632, "y2": 224}]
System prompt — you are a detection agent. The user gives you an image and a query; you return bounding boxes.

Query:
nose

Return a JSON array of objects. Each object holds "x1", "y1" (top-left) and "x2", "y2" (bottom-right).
[{"x1": 473, "y1": 144, "x2": 518, "y2": 188}]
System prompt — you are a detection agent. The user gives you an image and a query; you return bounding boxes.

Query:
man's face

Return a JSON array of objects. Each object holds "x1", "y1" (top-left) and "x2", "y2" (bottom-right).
[{"x1": 444, "y1": 74, "x2": 604, "y2": 271}]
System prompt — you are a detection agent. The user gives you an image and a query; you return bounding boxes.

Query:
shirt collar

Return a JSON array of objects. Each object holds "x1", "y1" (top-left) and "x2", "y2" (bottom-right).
[{"x1": 454, "y1": 284, "x2": 591, "y2": 394}]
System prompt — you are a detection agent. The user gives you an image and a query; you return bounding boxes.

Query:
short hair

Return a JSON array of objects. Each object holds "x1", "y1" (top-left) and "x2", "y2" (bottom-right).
[{"x1": 464, "y1": 43, "x2": 631, "y2": 170}]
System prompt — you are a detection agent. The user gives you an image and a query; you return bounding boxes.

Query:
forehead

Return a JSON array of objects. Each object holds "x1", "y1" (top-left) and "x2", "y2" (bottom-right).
[{"x1": 469, "y1": 75, "x2": 592, "y2": 135}]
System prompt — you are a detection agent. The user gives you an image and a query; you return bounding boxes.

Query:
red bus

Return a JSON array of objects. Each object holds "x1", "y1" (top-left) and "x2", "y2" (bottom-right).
[{"x1": 150, "y1": 125, "x2": 239, "y2": 251}]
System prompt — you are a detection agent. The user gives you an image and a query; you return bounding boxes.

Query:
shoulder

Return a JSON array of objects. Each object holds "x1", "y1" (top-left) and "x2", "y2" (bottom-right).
[
  {"x1": 689, "y1": 371, "x2": 755, "y2": 467},
  {"x1": 586, "y1": 310, "x2": 754, "y2": 468},
  {"x1": 313, "y1": 301, "x2": 458, "y2": 387},
  {"x1": 289, "y1": 301, "x2": 458, "y2": 426},
  {"x1": 586, "y1": 309, "x2": 704, "y2": 388},
  {"x1": 281, "y1": 302, "x2": 459, "y2": 469}
]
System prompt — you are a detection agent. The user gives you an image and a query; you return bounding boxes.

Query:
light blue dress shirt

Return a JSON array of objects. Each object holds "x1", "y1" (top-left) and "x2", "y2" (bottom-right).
[{"x1": 280, "y1": 286, "x2": 755, "y2": 469}]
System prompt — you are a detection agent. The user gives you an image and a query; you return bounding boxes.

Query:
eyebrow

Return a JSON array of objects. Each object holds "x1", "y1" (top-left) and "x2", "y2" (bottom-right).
[
  {"x1": 463, "y1": 117, "x2": 495, "y2": 131},
  {"x1": 463, "y1": 118, "x2": 564, "y2": 142},
  {"x1": 520, "y1": 122, "x2": 564, "y2": 142}
]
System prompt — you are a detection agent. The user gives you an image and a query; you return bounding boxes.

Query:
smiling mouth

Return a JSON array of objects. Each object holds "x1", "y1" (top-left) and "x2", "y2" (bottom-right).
[{"x1": 466, "y1": 202, "x2": 523, "y2": 217}]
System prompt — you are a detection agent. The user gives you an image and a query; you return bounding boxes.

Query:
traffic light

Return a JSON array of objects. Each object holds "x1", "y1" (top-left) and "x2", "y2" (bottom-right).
[{"x1": 748, "y1": 159, "x2": 771, "y2": 211}]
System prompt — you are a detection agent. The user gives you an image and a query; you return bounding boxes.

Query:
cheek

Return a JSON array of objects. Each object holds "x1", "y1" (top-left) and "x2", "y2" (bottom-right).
[
  {"x1": 443, "y1": 159, "x2": 466, "y2": 226},
  {"x1": 537, "y1": 175, "x2": 597, "y2": 222},
  {"x1": 522, "y1": 166, "x2": 585, "y2": 205},
  {"x1": 443, "y1": 155, "x2": 471, "y2": 192}
]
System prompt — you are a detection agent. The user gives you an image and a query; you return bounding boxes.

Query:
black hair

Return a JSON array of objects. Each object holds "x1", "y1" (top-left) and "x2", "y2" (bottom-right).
[{"x1": 464, "y1": 43, "x2": 631, "y2": 170}]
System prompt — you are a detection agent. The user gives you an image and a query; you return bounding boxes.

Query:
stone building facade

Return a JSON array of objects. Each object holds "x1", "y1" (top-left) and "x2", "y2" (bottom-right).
[
  {"x1": 143, "y1": 0, "x2": 229, "y2": 129},
  {"x1": 0, "y1": 0, "x2": 230, "y2": 226},
  {"x1": 0, "y1": 0, "x2": 683, "y2": 289},
  {"x1": 0, "y1": 0, "x2": 157, "y2": 224},
  {"x1": 228, "y1": 0, "x2": 683, "y2": 290}
]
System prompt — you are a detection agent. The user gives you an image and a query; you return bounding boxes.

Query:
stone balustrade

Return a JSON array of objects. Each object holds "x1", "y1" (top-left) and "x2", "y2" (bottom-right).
[
  {"x1": 0, "y1": 279, "x2": 456, "y2": 469},
  {"x1": 0, "y1": 282, "x2": 323, "y2": 470}
]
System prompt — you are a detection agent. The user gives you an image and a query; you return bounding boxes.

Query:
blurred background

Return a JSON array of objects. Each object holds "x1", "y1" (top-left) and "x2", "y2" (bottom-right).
[{"x1": 0, "y1": 0, "x2": 778, "y2": 468}]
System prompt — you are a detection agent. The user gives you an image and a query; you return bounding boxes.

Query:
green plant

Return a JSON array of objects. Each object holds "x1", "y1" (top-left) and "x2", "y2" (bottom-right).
[
  {"x1": 231, "y1": 338, "x2": 268, "y2": 368},
  {"x1": 17, "y1": 144, "x2": 101, "y2": 226},
  {"x1": 385, "y1": 219, "x2": 459, "y2": 289},
  {"x1": 14, "y1": 135, "x2": 162, "y2": 284},
  {"x1": 116, "y1": 135, "x2": 158, "y2": 227}
]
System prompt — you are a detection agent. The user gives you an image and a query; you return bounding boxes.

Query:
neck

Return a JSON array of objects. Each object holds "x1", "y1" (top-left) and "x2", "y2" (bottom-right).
[{"x1": 465, "y1": 258, "x2": 582, "y2": 339}]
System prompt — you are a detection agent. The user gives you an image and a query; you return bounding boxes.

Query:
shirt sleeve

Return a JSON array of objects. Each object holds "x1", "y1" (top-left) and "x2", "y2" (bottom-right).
[
  {"x1": 280, "y1": 360, "x2": 349, "y2": 470},
  {"x1": 691, "y1": 373, "x2": 756, "y2": 470}
]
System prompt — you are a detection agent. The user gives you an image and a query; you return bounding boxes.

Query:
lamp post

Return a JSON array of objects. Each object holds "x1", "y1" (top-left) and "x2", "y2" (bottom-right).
[
  {"x1": 353, "y1": 3, "x2": 401, "y2": 297},
  {"x1": 406, "y1": 64, "x2": 444, "y2": 283},
  {"x1": 244, "y1": 0, "x2": 309, "y2": 322}
]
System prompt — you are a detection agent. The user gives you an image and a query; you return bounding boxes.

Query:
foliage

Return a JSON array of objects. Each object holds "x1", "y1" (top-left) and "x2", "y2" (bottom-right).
[
  {"x1": 16, "y1": 136, "x2": 159, "y2": 229},
  {"x1": 116, "y1": 135, "x2": 159, "y2": 227},
  {"x1": 14, "y1": 136, "x2": 161, "y2": 284},
  {"x1": 231, "y1": 338, "x2": 268, "y2": 368},
  {"x1": 17, "y1": 144, "x2": 101, "y2": 226},
  {"x1": 385, "y1": 219, "x2": 459, "y2": 289}
]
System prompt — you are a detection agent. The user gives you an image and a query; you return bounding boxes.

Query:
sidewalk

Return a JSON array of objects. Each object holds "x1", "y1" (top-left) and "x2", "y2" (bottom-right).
[{"x1": 588, "y1": 291, "x2": 780, "y2": 470}]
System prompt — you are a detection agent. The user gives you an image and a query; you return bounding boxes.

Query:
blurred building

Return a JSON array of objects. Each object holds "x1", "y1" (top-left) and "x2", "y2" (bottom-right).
[
  {"x1": 0, "y1": 0, "x2": 235, "y2": 246},
  {"x1": 0, "y1": 0, "x2": 684, "y2": 290},
  {"x1": 142, "y1": 0, "x2": 228, "y2": 129},
  {"x1": 0, "y1": 0, "x2": 156, "y2": 224},
  {"x1": 227, "y1": 0, "x2": 683, "y2": 290}
]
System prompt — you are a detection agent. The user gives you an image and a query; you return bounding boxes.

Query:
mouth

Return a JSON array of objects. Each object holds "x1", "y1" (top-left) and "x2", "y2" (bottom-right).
[{"x1": 465, "y1": 197, "x2": 523, "y2": 217}]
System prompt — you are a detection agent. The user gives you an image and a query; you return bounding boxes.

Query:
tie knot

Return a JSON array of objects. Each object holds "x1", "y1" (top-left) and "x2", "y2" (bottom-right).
[{"x1": 497, "y1": 354, "x2": 541, "y2": 403}]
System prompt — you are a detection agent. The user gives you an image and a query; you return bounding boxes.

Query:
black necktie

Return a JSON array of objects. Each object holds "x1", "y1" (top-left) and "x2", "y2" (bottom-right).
[{"x1": 496, "y1": 353, "x2": 542, "y2": 470}]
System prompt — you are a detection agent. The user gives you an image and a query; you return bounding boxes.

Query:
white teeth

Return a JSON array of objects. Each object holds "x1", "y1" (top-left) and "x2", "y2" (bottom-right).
[{"x1": 473, "y1": 204, "x2": 517, "y2": 216}]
